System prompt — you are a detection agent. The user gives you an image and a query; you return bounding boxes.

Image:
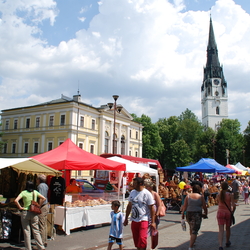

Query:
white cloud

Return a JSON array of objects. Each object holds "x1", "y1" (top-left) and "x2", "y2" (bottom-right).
[{"x1": 0, "y1": 0, "x2": 249, "y2": 131}]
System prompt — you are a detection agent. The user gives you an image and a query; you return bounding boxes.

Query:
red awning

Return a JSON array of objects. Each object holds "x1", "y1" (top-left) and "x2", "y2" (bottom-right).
[{"x1": 31, "y1": 139, "x2": 125, "y2": 171}]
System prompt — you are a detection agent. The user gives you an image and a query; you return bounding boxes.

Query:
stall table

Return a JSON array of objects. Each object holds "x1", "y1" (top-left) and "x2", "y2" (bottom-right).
[{"x1": 54, "y1": 204, "x2": 111, "y2": 235}]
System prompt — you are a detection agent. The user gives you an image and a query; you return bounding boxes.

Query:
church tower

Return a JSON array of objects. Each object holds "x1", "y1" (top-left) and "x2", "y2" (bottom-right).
[{"x1": 201, "y1": 17, "x2": 228, "y2": 130}]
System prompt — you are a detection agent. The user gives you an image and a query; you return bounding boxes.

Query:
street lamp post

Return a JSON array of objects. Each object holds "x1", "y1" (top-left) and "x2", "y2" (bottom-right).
[{"x1": 108, "y1": 95, "x2": 123, "y2": 154}]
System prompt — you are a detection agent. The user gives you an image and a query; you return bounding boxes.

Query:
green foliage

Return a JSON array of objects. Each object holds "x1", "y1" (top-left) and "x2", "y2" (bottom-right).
[
  {"x1": 132, "y1": 114, "x2": 164, "y2": 160},
  {"x1": 215, "y1": 119, "x2": 244, "y2": 165},
  {"x1": 243, "y1": 121, "x2": 250, "y2": 166}
]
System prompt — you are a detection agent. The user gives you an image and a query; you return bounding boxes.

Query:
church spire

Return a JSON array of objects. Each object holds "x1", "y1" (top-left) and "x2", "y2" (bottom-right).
[{"x1": 206, "y1": 16, "x2": 220, "y2": 69}]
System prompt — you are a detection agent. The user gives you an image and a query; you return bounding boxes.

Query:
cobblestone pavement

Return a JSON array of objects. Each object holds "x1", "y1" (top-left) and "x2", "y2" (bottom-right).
[{"x1": 0, "y1": 199, "x2": 249, "y2": 250}]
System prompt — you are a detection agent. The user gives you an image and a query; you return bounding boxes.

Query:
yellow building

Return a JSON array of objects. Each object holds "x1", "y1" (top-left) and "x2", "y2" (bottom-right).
[{"x1": 0, "y1": 94, "x2": 143, "y2": 179}]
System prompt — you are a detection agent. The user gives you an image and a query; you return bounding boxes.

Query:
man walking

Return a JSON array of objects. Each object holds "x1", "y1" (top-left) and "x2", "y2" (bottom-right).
[
  {"x1": 123, "y1": 177, "x2": 156, "y2": 250},
  {"x1": 37, "y1": 174, "x2": 49, "y2": 247},
  {"x1": 231, "y1": 176, "x2": 241, "y2": 205}
]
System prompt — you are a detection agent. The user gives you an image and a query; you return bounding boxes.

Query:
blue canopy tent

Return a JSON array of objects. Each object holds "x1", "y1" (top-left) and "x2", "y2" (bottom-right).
[{"x1": 176, "y1": 158, "x2": 235, "y2": 173}]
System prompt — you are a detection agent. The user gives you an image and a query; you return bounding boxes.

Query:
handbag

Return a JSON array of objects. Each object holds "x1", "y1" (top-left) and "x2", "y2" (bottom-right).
[
  {"x1": 159, "y1": 200, "x2": 166, "y2": 217},
  {"x1": 204, "y1": 189, "x2": 210, "y2": 196},
  {"x1": 29, "y1": 191, "x2": 41, "y2": 214},
  {"x1": 151, "y1": 229, "x2": 159, "y2": 249},
  {"x1": 224, "y1": 201, "x2": 235, "y2": 225}
]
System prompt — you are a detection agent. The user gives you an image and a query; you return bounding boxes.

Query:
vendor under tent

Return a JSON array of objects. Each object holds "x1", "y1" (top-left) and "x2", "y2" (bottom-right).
[
  {"x1": 31, "y1": 139, "x2": 126, "y2": 185},
  {"x1": 176, "y1": 158, "x2": 235, "y2": 173},
  {"x1": 0, "y1": 158, "x2": 62, "y2": 176}
]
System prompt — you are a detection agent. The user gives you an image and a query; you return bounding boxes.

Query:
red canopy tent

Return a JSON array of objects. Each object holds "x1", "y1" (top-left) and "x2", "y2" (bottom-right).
[{"x1": 31, "y1": 139, "x2": 126, "y2": 184}]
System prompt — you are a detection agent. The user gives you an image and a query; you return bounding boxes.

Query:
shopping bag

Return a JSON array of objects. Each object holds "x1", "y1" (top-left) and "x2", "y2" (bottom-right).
[
  {"x1": 159, "y1": 200, "x2": 166, "y2": 217},
  {"x1": 151, "y1": 229, "x2": 158, "y2": 249}
]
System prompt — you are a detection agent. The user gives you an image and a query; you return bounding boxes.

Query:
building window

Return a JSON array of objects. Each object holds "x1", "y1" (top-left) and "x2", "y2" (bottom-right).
[
  {"x1": 12, "y1": 143, "x2": 16, "y2": 154},
  {"x1": 130, "y1": 130, "x2": 132, "y2": 138},
  {"x1": 104, "y1": 131, "x2": 109, "y2": 153},
  {"x1": 26, "y1": 118, "x2": 30, "y2": 128},
  {"x1": 48, "y1": 142, "x2": 53, "y2": 151},
  {"x1": 80, "y1": 116, "x2": 84, "y2": 127},
  {"x1": 77, "y1": 170, "x2": 82, "y2": 176},
  {"x1": 216, "y1": 107, "x2": 220, "y2": 115},
  {"x1": 24, "y1": 143, "x2": 29, "y2": 153},
  {"x1": 3, "y1": 143, "x2": 7, "y2": 154},
  {"x1": 91, "y1": 119, "x2": 95, "y2": 130},
  {"x1": 34, "y1": 142, "x2": 39, "y2": 153},
  {"x1": 49, "y1": 116, "x2": 54, "y2": 127},
  {"x1": 129, "y1": 150, "x2": 131, "y2": 156},
  {"x1": 90, "y1": 145, "x2": 94, "y2": 154},
  {"x1": 5, "y1": 120, "x2": 9, "y2": 130},
  {"x1": 59, "y1": 141, "x2": 64, "y2": 145},
  {"x1": 36, "y1": 117, "x2": 40, "y2": 128},
  {"x1": 121, "y1": 135, "x2": 125, "y2": 155},
  {"x1": 135, "y1": 151, "x2": 138, "y2": 157},
  {"x1": 60, "y1": 115, "x2": 65, "y2": 126},
  {"x1": 14, "y1": 119, "x2": 18, "y2": 129},
  {"x1": 136, "y1": 131, "x2": 138, "y2": 139},
  {"x1": 79, "y1": 143, "x2": 83, "y2": 149}
]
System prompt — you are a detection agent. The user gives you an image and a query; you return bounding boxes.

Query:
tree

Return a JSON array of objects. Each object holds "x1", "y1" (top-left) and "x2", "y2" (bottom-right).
[
  {"x1": 216, "y1": 119, "x2": 244, "y2": 165},
  {"x1": 243, "y1": 121, "x2": 250, "y2": 166},
  {"x1": 132, "y1": 114, "x2": 163, "y2": 160},
  {"x1": 195, "y1": 127, "x2": 215, "y2": 160},
  {"x1": 177, "y1": 109, "x2": 204, "y2": 162}
]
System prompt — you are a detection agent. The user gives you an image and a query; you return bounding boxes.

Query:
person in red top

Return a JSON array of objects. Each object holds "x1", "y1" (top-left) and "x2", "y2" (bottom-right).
[
  {"x1": 216, "y1": 181, "x2": 236, "y2": 250},
  {"x1": 65, "y1": 179, "x2": 81, "y2": 193}
]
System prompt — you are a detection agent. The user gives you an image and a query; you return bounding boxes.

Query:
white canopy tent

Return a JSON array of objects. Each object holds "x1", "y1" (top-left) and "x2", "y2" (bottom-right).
[
  {"x1": 0, "y1": 158, "x2": 62, "y2": 176},
  {"x1": 235, "y1": 162, "x2": 250, "y2": 174}
]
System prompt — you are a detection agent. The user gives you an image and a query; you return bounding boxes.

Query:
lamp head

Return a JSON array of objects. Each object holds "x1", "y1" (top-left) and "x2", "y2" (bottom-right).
[
  {"x1": 107, "y1": 103, "x2": 113, "y2": 109},
  {"x1": 116, "y1": 104, "x2": 123, "y2": 113},
  {"x1": 112, "y1": 95, "x2": 119, "y2": 101}
]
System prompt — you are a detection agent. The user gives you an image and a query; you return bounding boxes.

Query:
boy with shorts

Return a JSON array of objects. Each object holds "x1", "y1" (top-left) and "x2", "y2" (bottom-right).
[{"x1": 107, "y1": 200, "x2": 124, "y2": 250}]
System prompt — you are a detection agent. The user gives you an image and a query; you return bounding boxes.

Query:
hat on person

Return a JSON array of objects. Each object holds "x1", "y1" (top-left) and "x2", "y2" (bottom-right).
[{"x1": 184, "y1": 185, "x2": 191, "y2": 189}]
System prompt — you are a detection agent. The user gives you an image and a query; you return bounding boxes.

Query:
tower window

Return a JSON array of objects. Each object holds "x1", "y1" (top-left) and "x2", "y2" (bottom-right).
[
  {"x1": 215, "y1": 91, "x2": 219, "y2": 96},
  {"x1": 216, "y1": 107, "x2": 220, "y2": 115}
]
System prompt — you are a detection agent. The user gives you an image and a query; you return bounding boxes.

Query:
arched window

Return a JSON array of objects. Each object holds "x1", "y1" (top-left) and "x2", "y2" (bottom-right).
[
  {"x1": 105, "y1": 131, "x2": 109, "y2": 153},
  {"x1": 121, "y1": 135, "x2": 125, "y2": 155},
  {"x1": 216, "y1": 107, "x2": 220, "y2": 115}
]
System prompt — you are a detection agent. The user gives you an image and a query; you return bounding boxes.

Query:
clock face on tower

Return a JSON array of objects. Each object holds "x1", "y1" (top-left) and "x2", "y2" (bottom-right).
[{"x1": 213, "y1": 79, "x2": 220, "y2": 85}]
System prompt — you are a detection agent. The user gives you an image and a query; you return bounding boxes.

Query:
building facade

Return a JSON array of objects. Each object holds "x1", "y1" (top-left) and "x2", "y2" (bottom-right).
[
  {"x1": 0, "y1": 94, "x2": 143, "y2": 162},
  {"x1": 201, "y1": 17, "x2": 228, "y2": 130}
]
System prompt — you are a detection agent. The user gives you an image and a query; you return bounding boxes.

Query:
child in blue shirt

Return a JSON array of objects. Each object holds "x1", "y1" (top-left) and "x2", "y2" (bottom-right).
[{"x1": 107, "y1": 200, "x2": 124, "y2": 250}]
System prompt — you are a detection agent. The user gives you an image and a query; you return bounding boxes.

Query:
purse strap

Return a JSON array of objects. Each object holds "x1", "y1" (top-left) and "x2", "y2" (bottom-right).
[
  {"x1": 32, "y1": 191, "x2": 36, "y2": 201},
  {"x1": 223, "y1": 200, "x2": 233, "y2": 215}
]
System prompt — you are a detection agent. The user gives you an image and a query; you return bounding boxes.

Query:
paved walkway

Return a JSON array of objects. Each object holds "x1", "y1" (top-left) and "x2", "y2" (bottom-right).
[
  {"x1": 97, "y1": 200, "x2": 250, "y2": 250},
  {"x1": 0, "y1": 200, "x2": 249, "y2": 250}
]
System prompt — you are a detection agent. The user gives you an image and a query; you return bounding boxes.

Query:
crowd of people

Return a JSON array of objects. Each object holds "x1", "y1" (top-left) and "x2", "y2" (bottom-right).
[
  {"x1": 13, "y1": 172, "x2": 249, "y2": 250},
  {"x1": 107, "y1": 173, "x2": 249, "y2": 250}
]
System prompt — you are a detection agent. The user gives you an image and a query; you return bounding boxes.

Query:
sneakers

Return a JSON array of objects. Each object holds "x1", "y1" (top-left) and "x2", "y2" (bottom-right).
[{"x1": 226, "y1": 241, "x2": 231, "y2": 247}]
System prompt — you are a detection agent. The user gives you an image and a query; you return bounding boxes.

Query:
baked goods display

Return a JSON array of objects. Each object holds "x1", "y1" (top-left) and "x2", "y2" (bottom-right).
[{"x1": 63, "y1": 195, "x2": 111, "y2": 207}]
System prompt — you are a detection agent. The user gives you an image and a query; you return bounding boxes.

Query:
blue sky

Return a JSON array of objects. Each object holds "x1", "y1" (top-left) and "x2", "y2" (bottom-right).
[{"x1": 0, "y1": 0, "x2": 249, "y2": 132}]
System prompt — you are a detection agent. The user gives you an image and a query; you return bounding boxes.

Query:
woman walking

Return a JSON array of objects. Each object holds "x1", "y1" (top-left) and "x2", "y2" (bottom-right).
[
  {"x1": 15, "y1": 181, "x2": 46, "y2": 250},
  {"x1": 181, "y1": 181, "x2": 208, "y2": 250},
  {"x1": 216, "y1": 181, "x2": 236, "y2": 250}
]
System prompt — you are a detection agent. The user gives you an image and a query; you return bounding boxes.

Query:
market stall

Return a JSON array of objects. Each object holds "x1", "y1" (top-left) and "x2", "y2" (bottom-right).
[
  {"x1": 31, "y1": 139, "x2": 126, "y2": 235},
  {"x1": 0, "y1": 158, "x2": 61, "y2": 241},
  {"x1": 54, "y1": 204, "x2": 111, "y2": 235}
]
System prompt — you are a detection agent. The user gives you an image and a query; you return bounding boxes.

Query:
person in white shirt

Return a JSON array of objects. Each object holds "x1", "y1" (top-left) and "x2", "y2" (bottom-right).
[{"x1": 124, "y1": 177, "x2": 156, "y2": 250}]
